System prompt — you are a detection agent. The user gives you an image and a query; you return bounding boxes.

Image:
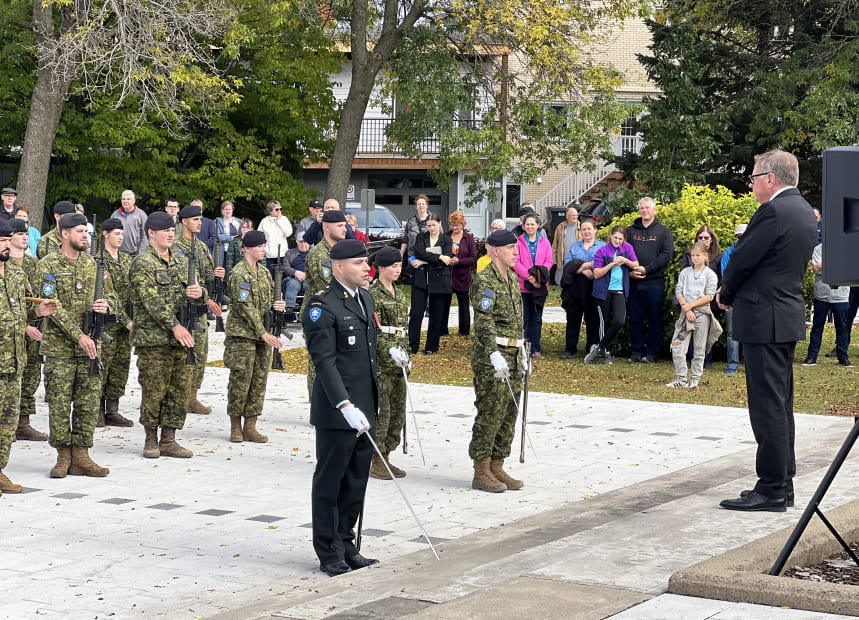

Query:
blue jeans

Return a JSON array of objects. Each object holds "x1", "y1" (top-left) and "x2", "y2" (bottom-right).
[
  {"x1": 807, "y1": 298, "x2": 850, "y2": 362},
  {"x1": 846, "y1": 286, "x2": 859, "y2": 347},
  {"x1": 521, "y1": 293, "x2": 544, "y2": 354},
  {"x1": 628, "y1": 280, "x2": 665, "y2": 358},
  {"x1": 724, "y1": 308, "x2": 740, "y2": 371},
  {"x1": 284, "y1": 277, "x2": 307, "y2": 309}
]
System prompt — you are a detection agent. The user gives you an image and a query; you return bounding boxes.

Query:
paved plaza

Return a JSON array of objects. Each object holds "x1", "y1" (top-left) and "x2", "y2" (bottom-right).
[{"x1": 1, "y1": 327, "x2": 857, "y2": 619}]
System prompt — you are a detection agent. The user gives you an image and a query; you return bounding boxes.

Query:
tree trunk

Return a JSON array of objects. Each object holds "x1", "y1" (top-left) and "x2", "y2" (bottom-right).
[{"x1": 17, "y1": 67, "x2": 71, "y2": 230}]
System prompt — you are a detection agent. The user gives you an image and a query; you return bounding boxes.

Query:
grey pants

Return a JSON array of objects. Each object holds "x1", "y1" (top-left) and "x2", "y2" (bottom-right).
[{"x1": 670, "y1": 313, "x2": 710, "y2": 382}]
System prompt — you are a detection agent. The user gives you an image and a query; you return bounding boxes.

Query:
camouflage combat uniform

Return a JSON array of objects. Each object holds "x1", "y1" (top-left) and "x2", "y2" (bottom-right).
[
  {"x1": 172, "y1": 233, "x2": 213, "y2": 391},
  {"x1": 38, "y1": 251, "x2": 118, "y2": 449},
  {"x1": 14, "y1": 255, "x2": 42, "y2": 420},
  {"x1": 0, "y1": 262, "x2": 28, "y2": 469},
  {"x1": 468, "y1": 262, "x2": 525, "y2": 460},
  {"x1": 101, "y1": 249, "x2": 133, "y2": 400},
  {"x1": 224, "y1": 260, "x2": 275, "y2": 419},
  {"x1": 130, "y1": 246, "x2": 204, "y2": 430},
  {"x1": 36, "y1": 227, "x2": 62, "y2": 259},
  {"x1": 301, "y1": 239, "x2": 333, "y2": 398},
  {"x1": 369, "y1": 279, "x2": 409, "y2": 453}
]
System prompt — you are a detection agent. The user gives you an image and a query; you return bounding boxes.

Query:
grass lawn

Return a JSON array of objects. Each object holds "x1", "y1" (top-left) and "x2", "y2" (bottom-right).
[{"x1": 275, "y1": 323, "x2": 857, "y2": 416}]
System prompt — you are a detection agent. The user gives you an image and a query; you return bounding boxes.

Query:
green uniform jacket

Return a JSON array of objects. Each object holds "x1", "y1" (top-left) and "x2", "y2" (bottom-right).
[
  {"x1": 226, "y1": 260, "x2": 273, "y2": 340},
  {"x1": 0, "y1": 262, "x2": 29, "y2": 373},
  {"x1": 104, "y1": 250, "x2": 133, "y2": 326},
  {"x1": 15, "y1": 255, "x2": 39, "y2": 326},
  {"x1": 369, "y1": 280, "x2": 409, "y2": 374},
  {"x1": 224, "y1": 236, "x2": 242, "y2": 280},
  {"x1": 129, "y1": 246, "x2": 205, "y2": 347},
  {"x1": 300, "y1": 239, "x2": 333, "y2": 318},
  {"x1": 173, "y1": 233, "x2": 214, "y2": 292},
  {"x1": 470, "y1": 262, "x2": 524, "y2": 368},
  {"x1": 37, "y1": 251, "x2": 119, "y2": 358},
  {"x1": 36, "y1": 227, "x2": 62, "y2": 259}
]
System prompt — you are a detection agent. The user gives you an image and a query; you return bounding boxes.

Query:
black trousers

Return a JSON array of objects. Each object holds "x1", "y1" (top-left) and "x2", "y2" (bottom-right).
[
  {"x1": 440, "y1": 290, "x2": 471, "y2": 336},
  {"x1": 596, "y1": 292, "x2": 626, "y2": 350},
  {"x1": 564, "y1": 297, "x2": 600, "y2": 354},
  {"x1": 744, "y1": 342, "x2": 796, "y2": 500},
  {"x1": 408, "y1": 286, "x2": 428, "y2": 353},
  {"x1": 312, "y1": 428, "x2": 373, "y2": 565}
]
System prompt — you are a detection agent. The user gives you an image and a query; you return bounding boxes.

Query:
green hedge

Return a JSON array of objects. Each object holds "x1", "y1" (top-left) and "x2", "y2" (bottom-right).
[{"x1": 595, "y1": 184, "x2": 815, "y2": 356}]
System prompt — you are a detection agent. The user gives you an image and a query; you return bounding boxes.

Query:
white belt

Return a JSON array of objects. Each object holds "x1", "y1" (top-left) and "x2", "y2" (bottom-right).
[
  {"x1": 495, "y1": 336, "x2": 523, "y2": 347},
  {"x1": 379, "y1": 326, "x2": 406, "y2": 337}
]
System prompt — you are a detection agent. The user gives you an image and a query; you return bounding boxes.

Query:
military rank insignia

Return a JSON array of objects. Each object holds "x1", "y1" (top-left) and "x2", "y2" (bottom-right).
[
  {"x1": 480, "y1": 288, "x2": 495, "y2": 311},
  {"x1": 42, "y1": 273, "x2": 56, "y2": 297},
  {"x1": 309, "y1": 307, "x2": 322, "y2": 322}
]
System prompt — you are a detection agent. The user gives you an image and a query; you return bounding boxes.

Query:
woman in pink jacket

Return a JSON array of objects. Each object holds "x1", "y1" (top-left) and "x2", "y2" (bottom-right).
[{"x1": 514, "y1": 213, "x2": 554, "y2": 359}]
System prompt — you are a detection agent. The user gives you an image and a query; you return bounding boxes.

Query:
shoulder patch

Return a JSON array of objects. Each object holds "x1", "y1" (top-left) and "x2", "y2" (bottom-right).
[
  {"x1": 240, "y1": 282, "x2": 251, "y2": 289},
  {"x1": 42, "y1": 281, "x2": 55, "y2": 297},
  {"x1": 482, "y1": 289, "x2": 495, "y2": 299},
  {"x1": 309, "y1": 307, "x2": 322, "y2": 323},
  {"x1": 480, "y1": 295, "x2": 493, "y2": 311},
  {"x1": 44, "y1": 273, "x2": 56, "y2": 282}
]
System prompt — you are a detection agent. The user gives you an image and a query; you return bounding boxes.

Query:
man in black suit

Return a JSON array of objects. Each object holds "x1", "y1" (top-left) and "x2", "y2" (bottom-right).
[
  {"x1": 717, "y1": 149, "x2": 817, "y2": 512},
  {"x1": 302, "y1": 238, "x2": 380, "y2": 575}
]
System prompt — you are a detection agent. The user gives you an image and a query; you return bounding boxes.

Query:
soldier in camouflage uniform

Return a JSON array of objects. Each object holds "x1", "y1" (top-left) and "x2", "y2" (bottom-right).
[
  {"x1": 130, "y1": 211, "x2": 207, "y2": 459},
  {"x1": 96, "y1": 218, "x2": 135, "y2": 427},
  {"x1": 468, "y1": 230, "x2": 527, "y2": 493},
  {"x1": 0, "y1": 221, "x2": 57, "y2": 494},
  {"x1": 8, "y1": 218, "x2": 49, "y2": 441},
  {"x1": 368, "y1": 246, "x2": 410, "y2": 480},
  {"x1": 173, "y1": 205, "x2": 224, "y2": 415},
  {"x1": 301, "y1": 209, "x2": 347, "y2": 398},
  {"x1": 39, "y1": 213, "x2": 118, "y2": 478},
  {"x1": 36, "y1": 201, "x2": 75, "y2": 259},
  {"x1": 224, "y1": 230, "x2": 285, "y2": 443}
]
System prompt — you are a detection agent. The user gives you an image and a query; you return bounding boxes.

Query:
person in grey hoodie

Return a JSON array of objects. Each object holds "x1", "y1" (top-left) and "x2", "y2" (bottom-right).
[{"x1": 110, "y1": 190, "x2": 149, "y2": 256}]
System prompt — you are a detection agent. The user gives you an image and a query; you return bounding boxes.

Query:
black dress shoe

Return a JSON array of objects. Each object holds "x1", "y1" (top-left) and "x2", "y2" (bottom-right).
[
  {"x1": 720, "y1": 491, "x2": 786, "y2": 512},
  {"x1": 741, "y1": 488, "x2": 794, "y2": 507},
  {"x1": 345, "y1": 553, "x2": 379, "y2": 570},
  {"x1": 320, "y1": 560, "x2": 352, "y2": 576}
]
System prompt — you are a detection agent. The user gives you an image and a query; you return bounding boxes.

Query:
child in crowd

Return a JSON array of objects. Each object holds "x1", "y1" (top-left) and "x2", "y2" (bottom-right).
[{"x1": 667, "y1": 242, "x2": 721, "y2": 388}]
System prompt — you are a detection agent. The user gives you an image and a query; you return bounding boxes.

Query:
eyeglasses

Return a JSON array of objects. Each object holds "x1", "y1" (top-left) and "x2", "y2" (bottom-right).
[
  {"x1": 272, "y1": 208, "x2": 281, "y2": 212},
  {"x1": 748, "y1": 171, "x2": 772, "y2": 185}
]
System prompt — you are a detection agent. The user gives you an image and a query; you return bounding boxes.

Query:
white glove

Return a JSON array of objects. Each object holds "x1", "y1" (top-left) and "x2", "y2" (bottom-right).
[
  {"x1": 389, "y1": 346, "x2": 410, "y2": 368},
  {"x1": 490, "y1": 351, "x2": 510, "y2": 379},
  {"x1": 521, "y1": 352, "x2": 532, "y2": 376},
  {"x1": 341, "y1": 404, "x2": 371, "y2": 433}
]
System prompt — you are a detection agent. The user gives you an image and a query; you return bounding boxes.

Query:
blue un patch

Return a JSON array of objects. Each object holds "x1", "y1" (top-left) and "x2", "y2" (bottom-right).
[
  {"x1": 309, "y1": 307, "x2": 322, "y2": 323},
  {"x1": 42, "y1": 282, "x2": 55, "y2": 297},
  {"x1": 480, "y1": 296, "x2": 493, "y2": 311}
]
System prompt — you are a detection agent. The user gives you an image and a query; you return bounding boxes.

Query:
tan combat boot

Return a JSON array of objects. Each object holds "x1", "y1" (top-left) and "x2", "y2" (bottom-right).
[
  {"x1": 187, "y1": 390, "x2": 212, "y2": 415},
  {"x1": 229, "y1": 417, "x2": 243, "y2": 443},
  {"x1": 103, "y1": 399, "x2": 133, "y2": 427},
  {"x1": 490, "y1": 458, "x2": 524, "y2": 490},
  {"x1": 242, "y1": 417, "x2": 267, "y2": 443},
  {"x1": 15, "y1": 415, "x2": 48, "y2": 441},
  {"x1": 369, "y1": 453, "x2": 392, "y2": 480},
  {"x1": 472, "y1": 457, "x2": 507, "y2": 493},
  {"x1": 96, "y1": 399, "x2": 106, "y2": 427},
  {"x1": 0, "y1": 470, "x2": 22, "y2": 493},
  {"x1": 384, "y1": 452, "x2": 406, "y2": 478},
  {"x1": 159, "y1": 428, "x2": 193, "y2": 458},
  {"x1": 68, "y1": 446, "x2": 110, "y2": 477},
  {"x1": 143, "y1": 428, "x2": 160, "y2": 458},
  {"x1": 50, "y1": 447, "x2": 72, "y2": 478}
]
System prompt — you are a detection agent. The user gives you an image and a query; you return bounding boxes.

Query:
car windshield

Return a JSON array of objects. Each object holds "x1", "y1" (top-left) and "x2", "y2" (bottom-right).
[{"x1": 347, "y1": 208, "x2": 400, "y2": 229}]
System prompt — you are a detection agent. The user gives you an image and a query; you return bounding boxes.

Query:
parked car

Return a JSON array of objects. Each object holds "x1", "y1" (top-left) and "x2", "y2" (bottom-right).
[
  {"x1": 577, "y1": 201, "x2": 608, "y2": 227},
  {"x1": 345, "y1": 203, "x2": 405, "y2": 239}
]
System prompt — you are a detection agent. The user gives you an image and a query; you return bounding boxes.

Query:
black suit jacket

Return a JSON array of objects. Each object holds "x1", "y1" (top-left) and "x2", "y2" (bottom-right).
[
  {"x1": 302, "y1": 278, "x2": 379, "y2": 429},
  {"x1": 720, "y1": 188, "x2": 817, "y2": 344},
  {"x1": 413, "y1": 232, "x2": 454, "y2": 294}
]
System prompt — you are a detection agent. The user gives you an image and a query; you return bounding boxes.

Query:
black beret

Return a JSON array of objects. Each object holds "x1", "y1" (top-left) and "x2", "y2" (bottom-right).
[
  {"x1": 309, "y1": 199, "x2": 322, "y2": 208},
  {"x1": 59, "y1": 213, "x2": 88, "y2": 229},
  {"x1": 518, "y1": 206, "x2": 536, "y2": 217},
  {"x1": 0, "y1": 220, "x2": 11, "y2": 238},
  {"x1": 145, "y1": 211, "x2": 175, "y2": 231},
  {"x1": 487, "y1": 230, "x2": 517, "y2": 247},
  {"x1": 1, "y1": 187, "x2": 16, "y2": 195},
  {"x1": 179, "y1": 205, "x2": 202, "y2": 219},
  {"x1": 9, "y1": 219, "x2": 28, "y2": 234},
  {"x1": 53, "y1": 201, "x2": 76, "y2": 216},
  {"x1": 329, "y1": 238, "x2": 367, "y2": 260},
  {"x1": 241, "y1": 230, "x2": 266, "y2": 248},
  {"x1": 374, "y1": 246, "x2": 402, "y2": 267},
  {"x1": 102, "y1": 218, "x2": 124, "y2": 232},
  {"x1": 321, "y1": 210, "x2": 346, "y2": 223}
]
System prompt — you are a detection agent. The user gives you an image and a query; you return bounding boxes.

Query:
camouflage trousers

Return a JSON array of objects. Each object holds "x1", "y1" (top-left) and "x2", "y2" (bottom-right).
[
  {"x1": 468, "y1": 365, "x2": 521, "y2": 460},
  {"x1": 0, "y1": 372, "x2": 23, "y2": 469},
  {"x1": 137, "y1": 345, "x2": 192, "y2": 430},
  {"x1": 376, "y1": 368, "x2": 406, "y2": 453},
  {"x1": 101, "y1": 325, "x2": 131, "y2": 400},
  {"x1": 224, "y1": 337, "x2": 270, "y2": 419},
  {"x1": 191, "y1": 321, "x2": 209, "y2": 390},
  {"x1": 44, "y1": 356, "x2": 100, "y2": 449},
  {"x1": 20, "y1": 336, "x2": 41, "y2": 418}
]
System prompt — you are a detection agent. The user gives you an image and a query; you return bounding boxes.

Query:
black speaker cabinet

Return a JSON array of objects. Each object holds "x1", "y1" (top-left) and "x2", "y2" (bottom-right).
[{"x1": 822, "y1": 147, "x2": 859, "y2": 286}]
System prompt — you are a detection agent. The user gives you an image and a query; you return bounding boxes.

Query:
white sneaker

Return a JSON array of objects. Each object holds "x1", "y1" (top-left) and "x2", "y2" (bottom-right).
[
  {"x1": 665, "y1": 379, "x2": 688, "y2": 388},
  {"x1": 583, "y1": 344, "x2": 602, "y2": 365},
  {"x1": 687, "y1": 380, "x2": 699, "y2": 389}
]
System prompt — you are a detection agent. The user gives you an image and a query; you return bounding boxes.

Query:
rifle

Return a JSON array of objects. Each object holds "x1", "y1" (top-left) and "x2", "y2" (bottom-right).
[
  {"x1": 210, "y1": 234, "x2": 229, "y2": 332},
  {"x1": 83, "y1": 217, "x2": 119, "y2": 377},
  {"x1": 179, "y1": 251, "x2": 207, "y2": 365},
  {"x1": 266, "y1": 244, "x2": 286, "y2": 370}
]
